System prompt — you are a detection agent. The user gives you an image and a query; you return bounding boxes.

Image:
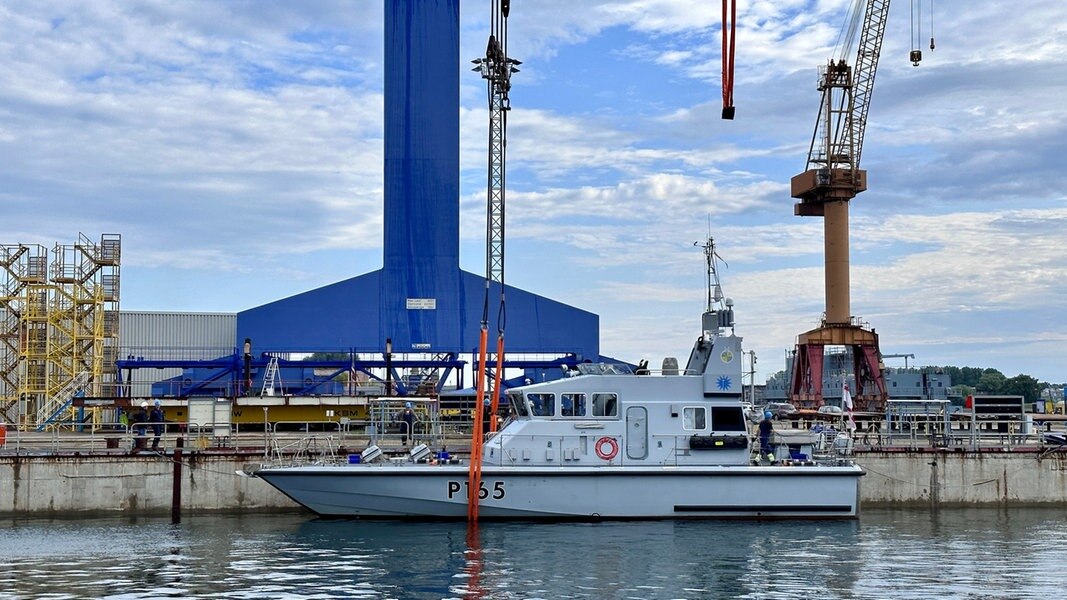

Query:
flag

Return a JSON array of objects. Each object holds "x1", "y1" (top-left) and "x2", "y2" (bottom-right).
[{"x1": 842, "y1": 383, "x2": 856, "y2": 433}]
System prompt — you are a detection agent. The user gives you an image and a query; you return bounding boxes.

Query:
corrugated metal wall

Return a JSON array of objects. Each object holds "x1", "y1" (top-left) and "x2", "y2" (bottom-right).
[{"x1": 119, "y1": 311, "x2": 236, "y2": 396}]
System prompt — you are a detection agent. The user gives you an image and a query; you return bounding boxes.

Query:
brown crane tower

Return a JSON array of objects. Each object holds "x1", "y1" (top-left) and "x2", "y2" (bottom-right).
[{"x1": 789, "y1": 0, "x2": 895, "y2": 412}]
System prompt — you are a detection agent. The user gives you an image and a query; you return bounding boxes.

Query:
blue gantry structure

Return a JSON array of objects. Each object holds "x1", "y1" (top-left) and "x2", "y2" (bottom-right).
[{"x1": 117, "y1": 0, "x2": 600, "y2": 399}]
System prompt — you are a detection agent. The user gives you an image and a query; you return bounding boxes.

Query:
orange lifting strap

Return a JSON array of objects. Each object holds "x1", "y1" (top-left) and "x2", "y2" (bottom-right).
[
  {"x1": 467, "y1": 326, "x2": 489, "y2": 521},
  {"x1": 489, "y1": 334, "x2": 505, "y2": 434}
]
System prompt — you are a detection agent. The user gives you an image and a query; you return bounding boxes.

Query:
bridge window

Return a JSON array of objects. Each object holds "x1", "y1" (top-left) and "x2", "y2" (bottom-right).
[
  {"x1": 592, "y1": 393, "x2": 618, "y2": 417},
  {"x1": 683, "y1": 407, "x2": 706, "y2": 430},
  {"x1": 507, "y1": 391, "x2": 528, "y2": 417},
  {"x1": 562, "y1": 393, "x2": 586, "y2": 417},
  {"x1": 529, "y1": 393, "x2": 555, "y2": 417},
  {"x1": 711, "y1": 406, "x2": 746, "y2": 431}
]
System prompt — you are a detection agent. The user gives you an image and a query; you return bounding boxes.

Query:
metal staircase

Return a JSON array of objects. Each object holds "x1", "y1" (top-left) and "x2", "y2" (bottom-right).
[
  {"x1": 36, "y1": 371, "x2": 90, "y2": 431},
  {"x1": 261, "y1": 356, "x2": 279, "y2": 397}
]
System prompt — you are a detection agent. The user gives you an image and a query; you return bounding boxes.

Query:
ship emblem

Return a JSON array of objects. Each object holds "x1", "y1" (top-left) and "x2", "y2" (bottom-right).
[
  {"x1": 720, "y1": 350, "x2": 734, "y2": 363},
  {"x1": 717, "y1": 375, "x2": 732, "y2": 391}
]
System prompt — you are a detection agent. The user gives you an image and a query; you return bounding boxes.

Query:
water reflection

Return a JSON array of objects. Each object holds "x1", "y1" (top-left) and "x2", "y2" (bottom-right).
[
  {"x1": 0, "y1": 509, "x2": 1065, "y2": 599},
  {"x1": 457, "y1": 524, "x2": 487, "y2": 599}
]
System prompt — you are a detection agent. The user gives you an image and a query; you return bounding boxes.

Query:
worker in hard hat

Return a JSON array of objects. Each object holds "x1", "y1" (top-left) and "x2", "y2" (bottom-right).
[
  {"x1": 758, "y1": 410, "x2": 775, "y2": 463},
  {"x1": 149, "y1": 399, "x2": 165, "y2": 451},
  {"x1": 132, "y1": 401, "x2": 149, "y2": 452},
  {"x1": 400, "y1": 402, "x2": 417, "y2": 447}
]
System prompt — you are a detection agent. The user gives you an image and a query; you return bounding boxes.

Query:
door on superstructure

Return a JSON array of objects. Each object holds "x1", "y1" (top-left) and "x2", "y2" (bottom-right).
[{"x1": 625, "y1": 406, "x2": 648, "y2": 459}]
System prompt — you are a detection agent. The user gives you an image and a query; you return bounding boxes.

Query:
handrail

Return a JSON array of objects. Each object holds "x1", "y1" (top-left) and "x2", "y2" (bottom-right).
[{"x1": 3, "y1": 413, "x2": 1064, "y2": 458}]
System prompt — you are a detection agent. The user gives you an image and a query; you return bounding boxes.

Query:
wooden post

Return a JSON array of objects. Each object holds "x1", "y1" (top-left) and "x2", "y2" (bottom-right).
[{"x1": 171, "y1": 436, "x2": 184, "y2": 524}]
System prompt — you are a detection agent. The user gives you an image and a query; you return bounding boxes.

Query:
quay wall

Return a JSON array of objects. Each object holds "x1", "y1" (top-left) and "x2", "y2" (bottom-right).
[
  {"x1": 0, "y1": 452, "x2": 298, "y2": 516},
  {"x1": 856, "y1": 449, "x2": 1067, "y2": 506},
  {"x1": 2, "y1": 450, "x2": 1066, "y2": 516}
]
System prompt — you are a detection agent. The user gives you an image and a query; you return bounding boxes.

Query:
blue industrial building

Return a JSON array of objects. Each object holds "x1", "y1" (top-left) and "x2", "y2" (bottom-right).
[{"x1": 124, "y1": 0, "x2": 600, "y2": 398}]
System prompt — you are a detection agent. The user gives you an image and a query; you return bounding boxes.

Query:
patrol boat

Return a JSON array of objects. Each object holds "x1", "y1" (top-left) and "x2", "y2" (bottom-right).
[{"x1": 253, "y1": 242, "x2": 864, "y2": 519}]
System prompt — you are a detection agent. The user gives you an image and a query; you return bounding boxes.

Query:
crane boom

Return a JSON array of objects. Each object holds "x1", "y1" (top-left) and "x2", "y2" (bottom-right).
[
  {"x1": 798, "y1": 0, "x2": 891, "y2": 203},
  {"x1": 847, "y1": 0, "x2": 890, "y2": 171}
]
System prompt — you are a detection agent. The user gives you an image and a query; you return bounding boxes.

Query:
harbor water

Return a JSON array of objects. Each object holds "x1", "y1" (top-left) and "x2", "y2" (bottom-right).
[{"x1": 1, "y1": 508, "x2": 1065, "y2": 599}]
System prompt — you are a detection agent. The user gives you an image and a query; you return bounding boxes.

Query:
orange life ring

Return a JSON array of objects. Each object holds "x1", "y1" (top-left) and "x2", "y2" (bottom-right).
[{"x1": 595, "y1": 437, "x2": 618, "y2": 460}]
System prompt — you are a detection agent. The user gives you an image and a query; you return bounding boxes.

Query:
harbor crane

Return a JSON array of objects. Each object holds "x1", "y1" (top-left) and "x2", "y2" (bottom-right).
[{"x1": 788, "y1": 0, "x2": 930, "y2": 412}]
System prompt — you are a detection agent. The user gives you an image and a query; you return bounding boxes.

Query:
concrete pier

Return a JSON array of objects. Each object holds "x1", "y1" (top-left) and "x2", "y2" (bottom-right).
[
  {"x1": 858, "y1": 448, "x2": 1067, "y2": 506},
  {"x1": 0, "y1": 451, "x2": 298, "y2": 516}
]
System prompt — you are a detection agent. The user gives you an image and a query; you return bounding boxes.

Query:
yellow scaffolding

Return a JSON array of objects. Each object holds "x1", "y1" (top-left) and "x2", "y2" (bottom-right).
[
  {"x1": 0, "y1": 245, "x2": 30, "y2": 422},
  {"x1": 1, "y1": 244, "x2": 49, "y2": 428},
  {"x1": 0, "y1": 234, "x2": 120, "y2": 430}
]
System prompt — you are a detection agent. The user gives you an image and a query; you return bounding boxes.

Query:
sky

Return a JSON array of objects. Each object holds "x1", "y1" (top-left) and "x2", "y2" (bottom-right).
[{"x1": 1, "y1": 1, "x2": 1065, "y2": 385}]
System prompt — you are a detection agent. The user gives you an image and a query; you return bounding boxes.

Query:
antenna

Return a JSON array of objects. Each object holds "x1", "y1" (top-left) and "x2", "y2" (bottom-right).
[{"x1": 693, "y1": 236, "x2": 729, "y2": 315}]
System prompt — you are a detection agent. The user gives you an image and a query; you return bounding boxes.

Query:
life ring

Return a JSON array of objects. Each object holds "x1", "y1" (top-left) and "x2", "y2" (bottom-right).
[{"x1": 595, "y1": 437, "x2": 618, "y2": 460}]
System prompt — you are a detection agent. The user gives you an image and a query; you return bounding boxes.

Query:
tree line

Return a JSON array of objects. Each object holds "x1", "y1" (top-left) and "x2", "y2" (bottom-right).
[{"x1": 939, "y1": 366, "x2": 1052, "y2": 403}]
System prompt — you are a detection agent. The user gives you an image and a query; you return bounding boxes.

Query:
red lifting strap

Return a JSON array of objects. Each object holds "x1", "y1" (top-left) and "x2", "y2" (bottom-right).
[{"x1": 721, "y1": 0, "x2": 736, "y2": 119}]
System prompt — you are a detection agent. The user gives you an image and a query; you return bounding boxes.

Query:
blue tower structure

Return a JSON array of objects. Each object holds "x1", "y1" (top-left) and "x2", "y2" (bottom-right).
[{"x1": 226, "y1": 0, "x2": 598, "y2": 392}]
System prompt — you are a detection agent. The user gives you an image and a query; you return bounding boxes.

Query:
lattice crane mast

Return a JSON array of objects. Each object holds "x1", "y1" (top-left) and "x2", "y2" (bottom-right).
[
  {"x1": 468, "y1": 0, "x2": 520, "y2": 522},
  {"x1": 472, "y1": 0, "x2": 519, "y2": 289}
]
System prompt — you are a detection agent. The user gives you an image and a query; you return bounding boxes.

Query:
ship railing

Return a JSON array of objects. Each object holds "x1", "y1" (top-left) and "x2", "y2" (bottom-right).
[
  {"x1": 0, "y1": 420, "x2": 268, "y2": 454},
  {"x1": 749, "y1": 429, "x2": 854, "y2": 463},
  {"x1": 0, "y1": 417, "x2": 463, "y2": 459},
  {"x1": 9, "y1": 415, "x2": 1060, "y2": 459},
  {"x1": 267, "y1": 429, "x2": 341, "y2": 466},
  {"x1": 625, "y1": 368, "x2": 702, "y2": 376},
  {"x1": 845, "y1": 411, "x2": 1066, "y2": 452},
  {"x1": 768, "y1": 410, "x2": 1066, "y2": 452},
  {"x1": 264, "y1": 418, "x2": 453, "y2": 465},
  {"x1": 806, "y1": 430, "x2": 854, "y2": 459}
]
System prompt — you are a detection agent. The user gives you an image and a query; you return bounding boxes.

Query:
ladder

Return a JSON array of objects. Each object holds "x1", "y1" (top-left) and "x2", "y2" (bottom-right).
[{"x1": 260, "y1": 357, "x2": 279, "y2": 397}]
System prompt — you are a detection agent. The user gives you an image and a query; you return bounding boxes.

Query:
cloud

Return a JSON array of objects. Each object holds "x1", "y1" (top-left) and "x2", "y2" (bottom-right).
[
  {"x1": 0, "y1": 1, "x2": 388, "y2": 263},
  {"x1": 2, "y1": 1, "x2": 1065, "y2": 383}
]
